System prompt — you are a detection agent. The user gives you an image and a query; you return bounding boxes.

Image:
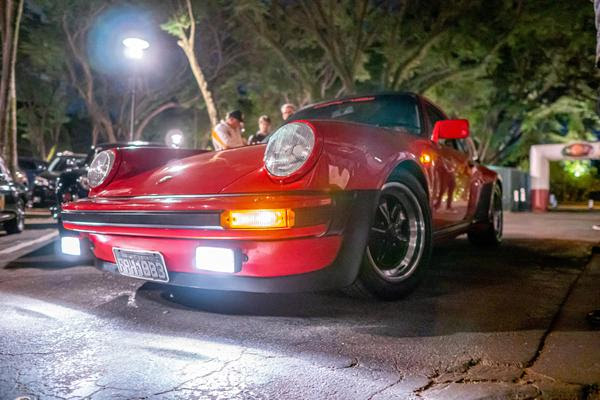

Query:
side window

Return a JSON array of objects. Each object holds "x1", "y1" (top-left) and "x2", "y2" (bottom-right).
[{"x1": 424, "y1": 103, "x2": 446, "y2": 141}]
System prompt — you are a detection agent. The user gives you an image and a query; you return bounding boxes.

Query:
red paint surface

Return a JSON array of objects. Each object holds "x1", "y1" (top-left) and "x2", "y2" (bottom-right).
[{"x1": 88, "y1": 233, "x2": 342, "y2": 277}]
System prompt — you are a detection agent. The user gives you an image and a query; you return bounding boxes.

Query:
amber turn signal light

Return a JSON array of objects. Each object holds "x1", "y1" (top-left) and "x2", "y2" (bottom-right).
[
  {"x1": 419, "y1": 153, "x2": 433, "y2": 165},
  {"x1": 221, "y1": 209, "x2": 295, "y2": 229}
]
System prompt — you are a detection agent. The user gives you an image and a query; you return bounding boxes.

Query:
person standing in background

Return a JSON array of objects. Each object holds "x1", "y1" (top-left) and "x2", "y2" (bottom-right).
[
  {"x1": 248, "y1": 115, "x2": 272, "y2": 145},
  {"x1": 280, "y1": 103, "x2": 296, "y2": 121},
  {"x1": 211, "y1": 110, "x2": 246, "y2": 151}
]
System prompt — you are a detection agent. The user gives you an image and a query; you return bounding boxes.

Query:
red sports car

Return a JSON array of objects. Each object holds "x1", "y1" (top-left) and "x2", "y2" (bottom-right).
[{"x1": 61, "y1": 93, "x2": 502, "y2": 300}]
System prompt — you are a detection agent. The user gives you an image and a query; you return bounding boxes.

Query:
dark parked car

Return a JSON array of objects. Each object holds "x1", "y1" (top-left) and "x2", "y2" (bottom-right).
[
  {"x1": 0, "y1": 156, "x2": 27, "y2": 234},
  {"x1": 18, "y1": 157, "x2": 48, "y2": 192},
  {"x1": 33, "y1": 152, "x2": 85, "y2": 207}
]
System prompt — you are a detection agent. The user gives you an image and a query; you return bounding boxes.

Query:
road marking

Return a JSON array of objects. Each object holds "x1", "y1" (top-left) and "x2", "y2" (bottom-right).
[{"x1": 0, "y1": 231, "x2": 58, "y2": 255}]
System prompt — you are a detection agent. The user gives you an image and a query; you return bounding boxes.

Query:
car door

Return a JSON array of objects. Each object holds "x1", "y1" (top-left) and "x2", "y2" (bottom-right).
[{"x1": 424, "y1": 103, "x2": 473, "y2": 226}]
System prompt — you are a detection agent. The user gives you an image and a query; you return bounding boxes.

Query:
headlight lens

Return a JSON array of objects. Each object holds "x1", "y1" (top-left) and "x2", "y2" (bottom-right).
[
  {"x1": 87, "y1": 150, "x2": 115, "y2": 188},
  {"x1": 264, "y1": 122, "x2": 315, "y2": 177}
]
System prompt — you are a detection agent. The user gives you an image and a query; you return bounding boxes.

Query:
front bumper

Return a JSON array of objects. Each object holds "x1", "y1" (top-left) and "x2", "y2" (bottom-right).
[{"x1": 62, "y1": 191, "x2": 378, "y2": 292}]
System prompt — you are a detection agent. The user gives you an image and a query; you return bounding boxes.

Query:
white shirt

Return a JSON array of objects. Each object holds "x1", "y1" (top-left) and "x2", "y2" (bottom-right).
[{"x1": 212, "y1": 120, "x2": 244, "y2": 151}]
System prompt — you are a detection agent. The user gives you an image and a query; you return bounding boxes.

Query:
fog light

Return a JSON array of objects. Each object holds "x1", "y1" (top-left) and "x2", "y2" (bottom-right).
[
  {"x1": 195, "y1": 247, "x2": 236, "y2": 273},
  {"x1": 221, "y1": 209, "x2": 294, "y2": 229},
  {"x1": 61, "y1": 236, "x2": 81, "y2": 256}
]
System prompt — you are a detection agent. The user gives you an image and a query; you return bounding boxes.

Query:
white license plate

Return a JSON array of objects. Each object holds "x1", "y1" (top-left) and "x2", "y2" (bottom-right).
[{"x1": 113, "y1": 248, "x2": 169, "y2": 282}]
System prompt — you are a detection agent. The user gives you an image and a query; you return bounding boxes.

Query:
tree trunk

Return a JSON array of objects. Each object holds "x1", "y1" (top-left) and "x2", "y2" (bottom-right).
[
  {"x1": 6, "y1": 0, "x2": 23, "y2": 177},
  {"x1": 181, "y1": 44, "x2": 218, "y2": 127},
  {"x1": 176, "y1": 0, "x2": 219, "y2": 128},
  {"x1": 62, "y1": 10, "x2": 116, "y2": 144},
  {"x1": 91, "y1": 125, "x2": 99, "y2": 147},
  {"x1": 0, "y1": 0, "x2": 15, "y2": 154}
]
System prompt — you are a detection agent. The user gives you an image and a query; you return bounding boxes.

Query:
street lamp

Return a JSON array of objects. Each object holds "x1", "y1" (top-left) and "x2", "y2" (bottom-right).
[{"x1": 123, "y1": 37, "x2": 150, "y2": 141}]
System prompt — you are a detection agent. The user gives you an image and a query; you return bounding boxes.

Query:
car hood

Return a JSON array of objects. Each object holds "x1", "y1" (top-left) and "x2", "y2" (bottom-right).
[{"x1": 93, "y1": 145, "x2": 266, "y2": 198}]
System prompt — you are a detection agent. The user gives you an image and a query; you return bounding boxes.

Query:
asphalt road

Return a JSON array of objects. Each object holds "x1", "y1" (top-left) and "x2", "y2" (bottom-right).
[{"x1": 0, "y1": 212, "x2": 599, "y2": 400}]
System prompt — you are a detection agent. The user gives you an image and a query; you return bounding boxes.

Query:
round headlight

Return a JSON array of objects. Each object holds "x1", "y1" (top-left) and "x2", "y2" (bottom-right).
[
  {"x1": 87, "y1": 150, "x2": 115, "y2": 188},
  {"x1": 264, "y1": 122, "x2": 315, "y2": 177}
]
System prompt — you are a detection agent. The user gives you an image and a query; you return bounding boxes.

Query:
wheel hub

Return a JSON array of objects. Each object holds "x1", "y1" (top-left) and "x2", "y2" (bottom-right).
[{"x1": 367, "y1": 185, "x2": 425, "y2": 282}]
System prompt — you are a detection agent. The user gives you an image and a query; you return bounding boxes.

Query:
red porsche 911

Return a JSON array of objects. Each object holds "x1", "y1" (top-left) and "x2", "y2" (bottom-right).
[{"x1": 60, "y1": 93, "x2": 502, "y2": 300}]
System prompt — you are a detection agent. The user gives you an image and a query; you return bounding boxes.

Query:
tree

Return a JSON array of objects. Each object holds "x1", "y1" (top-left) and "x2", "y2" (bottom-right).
[
  {"x1": 24, "y1": 0, "x2": 200, "y2": 148},
  {"x1": 162, "y1": 0, "x2": 220, "y2": 127},
  {"x1": 0, "y1": 0, "x2": 24, "y2": 175},
  {"x1": 428, "y1": 0, "x2": 599, "y2": 165}
]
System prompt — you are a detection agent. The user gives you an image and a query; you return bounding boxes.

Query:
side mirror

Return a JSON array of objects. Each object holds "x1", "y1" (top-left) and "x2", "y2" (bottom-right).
[{"x1": 432, "y1": 119, "x2": 469, "y2": 143}]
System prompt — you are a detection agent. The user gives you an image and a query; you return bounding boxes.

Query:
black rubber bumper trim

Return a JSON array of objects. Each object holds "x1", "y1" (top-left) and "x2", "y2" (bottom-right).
[
  {"x1": 94, "y1": 190, "x2": 379, "y2": 293},
  {"x1": 63, "y1": 210, "x2": 221, "y2": 228}
]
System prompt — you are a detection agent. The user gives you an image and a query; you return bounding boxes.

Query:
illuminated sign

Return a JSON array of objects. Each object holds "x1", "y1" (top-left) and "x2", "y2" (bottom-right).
[{"x1": 561, "y1": 143, "x2": 594, "y2": 158}]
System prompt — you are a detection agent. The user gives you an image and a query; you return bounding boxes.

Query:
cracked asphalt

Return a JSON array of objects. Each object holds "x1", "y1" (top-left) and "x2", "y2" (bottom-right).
[{"x1": 0, "y1": 212, "x2": 599, "y2": 399}]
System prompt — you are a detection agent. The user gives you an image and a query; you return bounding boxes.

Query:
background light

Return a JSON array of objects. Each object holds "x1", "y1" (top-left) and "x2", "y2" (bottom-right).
[
  {"x1": 165, "y1": 129, "x2": 184, "y2": 148},
  {"x1": 123, "y1": 37, "x2": 150, "y2": 59}
]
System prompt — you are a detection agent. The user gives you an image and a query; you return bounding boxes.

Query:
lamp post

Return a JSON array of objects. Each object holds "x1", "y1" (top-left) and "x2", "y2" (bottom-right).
[{"x1": 122, "y1": 37, "x2": 150, "y2": 141}]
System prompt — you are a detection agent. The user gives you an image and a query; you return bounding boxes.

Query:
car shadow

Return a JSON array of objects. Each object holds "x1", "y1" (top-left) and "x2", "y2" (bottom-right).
[
  {"x1": 4, "y1": 234, "x2": 595, "y2": 337},
  {"x1": 128, "y1": 236, "x2": 593, "y2": 336}
]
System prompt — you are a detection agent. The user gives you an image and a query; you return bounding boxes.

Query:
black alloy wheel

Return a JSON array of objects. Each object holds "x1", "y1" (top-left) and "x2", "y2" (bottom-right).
[
  {"x1": 367, "y1": 185, "x2": 426, "y2": 282},
  {"x1": 468, "y1": 183, "x2": 503, "y2": 246},
  {"x1": 5, "y1": 199, "x2": 25, "y2": 234},
  {"x1": 351, "y1": 170, "x2": 432, "y2": 300}
]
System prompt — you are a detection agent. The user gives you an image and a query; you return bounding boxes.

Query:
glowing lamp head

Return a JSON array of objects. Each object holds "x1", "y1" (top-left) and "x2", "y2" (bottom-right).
[{"x1": 123, "y1": 37, "x2": 150, "y2": 60}]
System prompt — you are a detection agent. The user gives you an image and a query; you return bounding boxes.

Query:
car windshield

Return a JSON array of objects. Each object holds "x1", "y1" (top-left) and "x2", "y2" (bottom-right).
[
  {"x1": 290, "y1": 94, "x2": 422, "y2": 134},
  {"x1": 48, "y1": 156, "x2": 85, "y2": 173}
]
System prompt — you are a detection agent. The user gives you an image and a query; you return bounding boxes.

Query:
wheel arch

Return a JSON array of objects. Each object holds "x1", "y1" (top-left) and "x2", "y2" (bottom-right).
[
  {"x1": 474, "y1": 177, "x2": 502, "y2": 223},
  {"x1": 386, "y1": 160, "x2": 429, "y2": 199}
]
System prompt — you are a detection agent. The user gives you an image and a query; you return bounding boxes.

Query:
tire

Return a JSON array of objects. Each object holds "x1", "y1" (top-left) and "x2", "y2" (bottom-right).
[
  {"x1": 350, "y1": 171, "x2": 432, "y2": 300},
  {"x1": 4, "y1": 199, "x2": 25, "y2": 234},
  {"x1": 468, "y1": 183, "x2": 503, "y2": 246}
]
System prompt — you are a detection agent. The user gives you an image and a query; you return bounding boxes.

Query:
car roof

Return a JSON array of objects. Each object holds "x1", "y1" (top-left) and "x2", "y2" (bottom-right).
[{"x1": 296, "y1": 91, "x2": 419, "y2": 113}]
